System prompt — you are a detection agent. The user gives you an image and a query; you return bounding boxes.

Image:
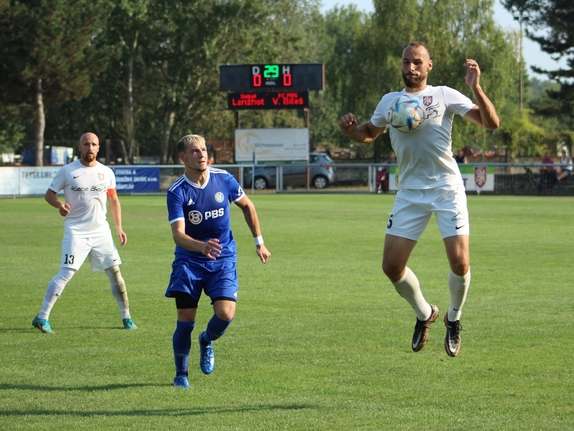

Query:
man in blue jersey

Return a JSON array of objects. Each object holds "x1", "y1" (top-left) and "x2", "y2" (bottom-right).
[
  {"x1": 166, "y1": 134, "x2": 271, "y2": 388},
  {"x1": 339, "y1": 42, "x2": 499, "y2": 357}
]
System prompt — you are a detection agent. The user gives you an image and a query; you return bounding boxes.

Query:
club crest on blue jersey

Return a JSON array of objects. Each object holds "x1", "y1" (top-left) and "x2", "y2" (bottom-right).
[
  {"x1": 214, "y1": 192, "x2": 224, "y2": 203},
  {"x1": 188, "y1": 210, "x2": 202, "y2": 225}
]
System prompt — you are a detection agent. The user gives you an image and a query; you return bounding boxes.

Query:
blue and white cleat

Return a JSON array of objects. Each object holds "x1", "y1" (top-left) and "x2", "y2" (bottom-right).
[
  {"x1": 32, "y1": 315, "x2": 55, "y2": 334},
  {"x1": 173, "y1": 374, "x2": 190, "y2": 388},
  {"x1": 122, "y1": 318, "x2": 138, "y2": 330},
  {"x1": 198, "y1": 332, "x2": 214, "y2": 374}
]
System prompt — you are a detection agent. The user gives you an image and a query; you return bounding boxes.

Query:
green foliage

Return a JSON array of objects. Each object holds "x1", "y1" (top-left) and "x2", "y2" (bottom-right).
[
  {"x1": 1, "y1": 194, "x2": 574, "y2": 430},
  {"x1": 2, "y1": 0, "x2": 571, "y2": 161},
  {"x1": 503, "y1": 0, "x2": 574, "y2": 115}
]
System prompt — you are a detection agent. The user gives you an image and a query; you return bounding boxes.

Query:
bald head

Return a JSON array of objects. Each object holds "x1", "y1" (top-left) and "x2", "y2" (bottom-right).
[{"x1": 80, "y1": 132, "x2": 99, "y2": 146}]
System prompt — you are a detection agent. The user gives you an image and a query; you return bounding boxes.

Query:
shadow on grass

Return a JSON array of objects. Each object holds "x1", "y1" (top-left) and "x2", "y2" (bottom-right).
[
  {"x1": 0, "y1": 383, "x2": 166, "y2": 391},
  {"x1": 0, "y1": 401, "x2": 313, "y2": 417}
]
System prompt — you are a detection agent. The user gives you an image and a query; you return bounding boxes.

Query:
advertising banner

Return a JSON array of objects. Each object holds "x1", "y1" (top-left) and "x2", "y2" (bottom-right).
[
  {"x1": 112, "y1": 167, "x2": 160, "y2": 193},
  {"x1": 19, "y1": 167, "x2": 59, "y2": 195},
  {"x1": 387, "y1": 165, "x2": 494, "y2": 192},
  {"x1": 235, "y1": 129, "x2": 308, "y2": 163},
  {"x1": 0, "y1": 167, "x2": 21, "y2": 195}
]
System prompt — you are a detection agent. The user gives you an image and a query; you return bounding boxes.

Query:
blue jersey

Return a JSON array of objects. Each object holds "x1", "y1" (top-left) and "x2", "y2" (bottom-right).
[{"x1": 167, "y1": 167, "x2": 245, "y2": 262}]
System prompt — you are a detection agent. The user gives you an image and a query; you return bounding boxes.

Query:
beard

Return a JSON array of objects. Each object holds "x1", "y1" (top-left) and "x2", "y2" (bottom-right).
[
  {"x1": 402, "y1": 71, "x2": 426, "y2": 89},
  {"x1": 81, "y1": 152, "x2": 96, "y2": 163}
]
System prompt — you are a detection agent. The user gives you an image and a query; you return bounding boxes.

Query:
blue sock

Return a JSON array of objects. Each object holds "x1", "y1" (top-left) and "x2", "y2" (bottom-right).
[
  {"x1": 173, "y1": 320, "x2": 195, "y2": 375},
  {"x1": 202, "y1": 315, "x2": 233, "y2": 344}
]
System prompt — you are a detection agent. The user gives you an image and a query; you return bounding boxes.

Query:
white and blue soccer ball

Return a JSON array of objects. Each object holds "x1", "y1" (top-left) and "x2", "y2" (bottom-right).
[{"x1": 386, "y1": 95, "x2": 425, "y2": 133}]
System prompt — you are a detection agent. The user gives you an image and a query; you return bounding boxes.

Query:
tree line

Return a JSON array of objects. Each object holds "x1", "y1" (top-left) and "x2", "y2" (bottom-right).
[{"x1": 1, "y1": 0, "x2": 572, "y2": 166}]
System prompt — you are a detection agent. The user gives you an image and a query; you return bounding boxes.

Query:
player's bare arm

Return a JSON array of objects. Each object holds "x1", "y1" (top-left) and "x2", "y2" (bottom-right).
[
  {"x1": 235, "y1": 195, "x2": 271, "y2": 264},
  {"x1": 107, "y1": 192, "x2": 127, "y2": 246},
  {"x1": 44, "y1": 189, "x2": 70, "y2": 217},
  {"x1": 170, "y1": 220, "x2": 222, "y2": 260},
  {"x1": 339, "y1": 114, "x2": 385, "y2": 143},
  {"x1": 462, "y1": 59, "x2": 500, "y2": 130}
]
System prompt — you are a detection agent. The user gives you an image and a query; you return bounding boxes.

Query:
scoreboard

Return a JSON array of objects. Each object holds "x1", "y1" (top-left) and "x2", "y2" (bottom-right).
[
  {"x1": 220, "y1": 63, "x2": 324, "y2": 92},
  {"x1": 228, "y1": 91, "x2": 308, "y2": 110}
]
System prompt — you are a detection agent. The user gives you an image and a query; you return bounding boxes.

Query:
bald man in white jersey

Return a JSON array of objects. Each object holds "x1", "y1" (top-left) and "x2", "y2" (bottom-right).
[
  {"x1": 339, "y1": 42, "x2": 499, "y2": 357},
  {"x1": 32, "y1": 132, "x2": 137, "y2": 334}
]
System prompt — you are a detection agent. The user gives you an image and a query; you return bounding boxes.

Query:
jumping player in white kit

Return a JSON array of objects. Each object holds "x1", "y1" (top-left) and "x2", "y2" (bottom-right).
[
  {"x1": 339, "y1": 42, "x2": 499, "y2": 356},
  {"x1": 32, "y1": 132, "x2": 137, "y2": 334}
]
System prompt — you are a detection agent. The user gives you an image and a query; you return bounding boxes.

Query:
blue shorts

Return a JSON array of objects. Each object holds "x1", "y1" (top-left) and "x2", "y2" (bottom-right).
[{"x1": 165, "y1": 257, "x2": 238, "y2": 302}]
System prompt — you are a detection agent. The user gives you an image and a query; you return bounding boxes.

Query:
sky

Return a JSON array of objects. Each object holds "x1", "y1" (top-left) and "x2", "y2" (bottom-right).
[{"x1": 320, "y1": 0, "x2": 567, "y2": 80}]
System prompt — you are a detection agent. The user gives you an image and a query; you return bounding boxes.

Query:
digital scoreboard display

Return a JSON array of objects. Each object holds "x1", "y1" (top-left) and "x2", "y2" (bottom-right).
[
  {"x1": 220, "y1": 63, "x2": 324, "y2": 91},
  {"x1": 227, "y1": 91, "x2": 309, "y2": 110}
]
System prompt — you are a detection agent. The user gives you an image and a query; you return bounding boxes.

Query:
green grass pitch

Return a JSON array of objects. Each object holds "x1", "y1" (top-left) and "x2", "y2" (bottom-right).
[{"x1": 0, "y1": 194, "x2": 573, "y2": 430}]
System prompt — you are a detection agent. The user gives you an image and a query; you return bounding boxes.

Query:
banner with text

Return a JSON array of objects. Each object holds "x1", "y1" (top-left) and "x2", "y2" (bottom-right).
[
  {"x1": 0, "y1": 166, "x2": 160, "y2": 195},
  {"x1": 235, "y1": 128, "x2": 308, "y2": 163},
  {"x1": 111, "y1": 167, "x2": 160, "y2": 193}
]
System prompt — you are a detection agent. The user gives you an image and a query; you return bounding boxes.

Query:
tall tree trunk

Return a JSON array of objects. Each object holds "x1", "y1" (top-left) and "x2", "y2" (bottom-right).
[
  {"x1": 161, "y1": 92, "x2": 177, "y2": 163},
  {"x1": 123, "y1": 31, "x2": 138, "y2": 165},
  {"x1": 161, "y1": 111, "x2": 175, "y2": 164},
  {"x1": 34, "y1": 76, "x2": 45, "y2": 167},
  {"x1": 124, "y1": 57, "x2": 135, "y2": 164}
]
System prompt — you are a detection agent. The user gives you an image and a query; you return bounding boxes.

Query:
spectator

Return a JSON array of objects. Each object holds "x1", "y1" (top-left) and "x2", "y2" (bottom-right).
[
  {"x1": 453, "y1": 149, "x2": 466, "y2": 164},
  {"x1": 541, "y1": 152, "x2": 557, "y2": 189},
  {"x1": 557, "y1": 149, "x2": 573, "y2": 183},
  {"x1": 375, "y1": 167, "x2": 387, "y2": 193}
]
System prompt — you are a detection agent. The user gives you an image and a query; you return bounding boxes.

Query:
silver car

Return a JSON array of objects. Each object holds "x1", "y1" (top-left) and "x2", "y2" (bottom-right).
[{"x1": 243, "y1": 153, "x2": 337, "y2": 190}]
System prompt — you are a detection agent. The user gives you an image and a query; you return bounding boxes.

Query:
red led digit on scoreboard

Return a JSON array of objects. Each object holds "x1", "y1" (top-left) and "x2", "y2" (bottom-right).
[
  {"x1": 282, "y1": 65, "x2": 292, "y2": 87},
  {"x1": 251, "y1": 66, "x2": 262, "y2": 87}
]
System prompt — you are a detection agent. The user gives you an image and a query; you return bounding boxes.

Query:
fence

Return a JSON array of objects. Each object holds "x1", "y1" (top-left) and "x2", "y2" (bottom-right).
[{"x1": 1, "y1": 163, "x2": 573, "y2": 197}]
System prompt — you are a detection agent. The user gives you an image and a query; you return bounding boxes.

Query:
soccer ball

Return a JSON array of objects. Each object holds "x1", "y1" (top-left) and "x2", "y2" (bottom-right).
[{"x1": 386, "y1": 95, "x2": 425, "y2": 133}]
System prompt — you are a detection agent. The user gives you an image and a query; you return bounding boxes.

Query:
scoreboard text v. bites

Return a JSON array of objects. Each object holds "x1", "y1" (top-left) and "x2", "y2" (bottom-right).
[
  {"x1": 219, "y1": 63, "x2": 324, "y2": 91},
  {"x1": 228, "y1": 92, "x2": 309, "y2": 110}
]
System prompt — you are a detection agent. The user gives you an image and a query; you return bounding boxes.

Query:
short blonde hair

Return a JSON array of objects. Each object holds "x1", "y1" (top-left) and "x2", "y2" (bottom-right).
[{"x1": 177, "y1": 134, "x2": 205, "y2": 153}]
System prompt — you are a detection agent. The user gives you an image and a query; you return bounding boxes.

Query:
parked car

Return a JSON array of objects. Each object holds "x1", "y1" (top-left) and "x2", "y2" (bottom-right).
[{"x1": 243, "y1": 153, "x2": 336, "y2": 190}]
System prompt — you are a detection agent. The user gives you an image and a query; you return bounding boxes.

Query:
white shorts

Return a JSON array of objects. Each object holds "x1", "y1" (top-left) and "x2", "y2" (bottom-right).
[
  {"x1": 60, "y1": 232, "x2": 121, "y2": 272},
  {"x1": 386, "y1": 185, "x2": 469, "y2": 241}
]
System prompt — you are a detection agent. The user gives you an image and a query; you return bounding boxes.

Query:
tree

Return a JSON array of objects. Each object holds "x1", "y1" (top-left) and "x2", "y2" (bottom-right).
[
  {"x1": 502, "y1": 0, "x2": 574, "y2": 113},
  {"x1": 318, "y1": 0, "x2": 518, "y2": 158},
  {"x1": 0, "y1": 0, "x2": 111, "y2": 165}
]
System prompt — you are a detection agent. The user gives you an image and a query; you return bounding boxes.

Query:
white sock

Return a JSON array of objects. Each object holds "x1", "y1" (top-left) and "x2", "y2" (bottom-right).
[
  {"x1": 392, "y1": 267, "x2": 432, "y2": 321},
  {"x1": 105, "y1": 266, "x2": 131, "y2": 319},
  {"x1": 38, "y1": 267, "x2": 76, "y2": 319},
  {"x1": 448, "y1": 269, "x2": 471, "y2": 321}
]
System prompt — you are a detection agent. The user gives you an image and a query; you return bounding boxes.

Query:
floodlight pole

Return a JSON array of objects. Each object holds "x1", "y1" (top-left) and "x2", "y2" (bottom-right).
[{"x1": 513, "y1": 10, "x2": 528, "y2": 111}]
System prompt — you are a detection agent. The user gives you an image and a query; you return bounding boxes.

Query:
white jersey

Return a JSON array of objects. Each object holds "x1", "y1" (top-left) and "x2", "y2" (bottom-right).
[
  {"x1": 48, "y1": 160, "x2": 116, "y2": 236},
  {"x1": 561, "y1": 155, "x2": 573, "y2": 171},
  {"x1": 371, "y1": 85, "x2": 474, "y2": 189}
]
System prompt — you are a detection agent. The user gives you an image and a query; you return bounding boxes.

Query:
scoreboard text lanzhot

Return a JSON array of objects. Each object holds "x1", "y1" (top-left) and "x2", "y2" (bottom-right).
[
  {"x1": 219, "y1": 63, "x2": 324, "y2": 91},
  {"x1": 227, "y1": 91, "x2": 309, "y2": 110}
]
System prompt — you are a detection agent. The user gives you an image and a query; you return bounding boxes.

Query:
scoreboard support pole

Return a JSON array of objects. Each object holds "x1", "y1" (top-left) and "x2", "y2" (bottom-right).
[{"x1": 304, "y1": 108, "x2": 311, "y2": 153}]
